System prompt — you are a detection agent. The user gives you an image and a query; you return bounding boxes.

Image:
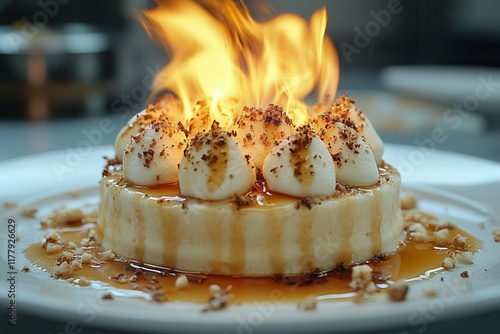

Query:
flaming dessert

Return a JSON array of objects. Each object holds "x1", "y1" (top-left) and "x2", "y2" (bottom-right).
[{"x1": 98, "y1": 0, "x2": 404, "y2": 276}]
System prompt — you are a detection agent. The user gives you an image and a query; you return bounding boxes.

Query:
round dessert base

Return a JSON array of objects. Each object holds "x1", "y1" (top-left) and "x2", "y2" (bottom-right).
[{"x1": 98, "y1": 165, "x2": 404, "y2": 277}]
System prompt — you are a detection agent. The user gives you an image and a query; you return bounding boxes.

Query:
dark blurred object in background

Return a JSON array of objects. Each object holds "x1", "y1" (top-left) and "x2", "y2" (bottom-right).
[
  {"x1": 1, "y1": 0, "x2": 500, "y2": 120},
  {"x1": 0, "y1": 0, "x2": 131, "y2": 120}
]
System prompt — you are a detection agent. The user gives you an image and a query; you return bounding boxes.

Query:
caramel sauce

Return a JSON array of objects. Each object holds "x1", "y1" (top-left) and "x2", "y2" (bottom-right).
[{"x1": 24, "y1": 217, "x2": 482, "y2": 304}]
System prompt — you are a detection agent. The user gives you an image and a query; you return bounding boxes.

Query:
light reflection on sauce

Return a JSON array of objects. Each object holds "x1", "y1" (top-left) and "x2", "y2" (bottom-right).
[{"x1": 23, "y1": 218, "x2": 482, "y2": 304}]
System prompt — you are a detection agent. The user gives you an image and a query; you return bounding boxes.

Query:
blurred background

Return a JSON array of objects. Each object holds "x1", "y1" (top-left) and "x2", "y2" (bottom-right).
[
  {"x1": 0, "y1": 0, "x2": 499, "y2": 161},
  {"x1": 1, "y1": 2, "x2": 500, "y2": 334}
]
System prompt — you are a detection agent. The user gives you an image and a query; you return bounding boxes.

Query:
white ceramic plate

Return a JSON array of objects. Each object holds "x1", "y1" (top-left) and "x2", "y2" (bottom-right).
[{"x1": 1, "y1": 144, "x2": 500, "y2": 333}]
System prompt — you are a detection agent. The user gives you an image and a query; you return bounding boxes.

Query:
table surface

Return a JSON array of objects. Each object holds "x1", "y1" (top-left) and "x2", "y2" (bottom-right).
[{"x1": 1, "y1": 104, "x2": 500, "y2": 334}]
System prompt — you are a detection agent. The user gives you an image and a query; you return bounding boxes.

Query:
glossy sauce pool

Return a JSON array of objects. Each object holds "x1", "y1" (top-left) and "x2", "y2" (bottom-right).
[{"x1": 24, "y1": 214, "x2": 482, "y2": 304}]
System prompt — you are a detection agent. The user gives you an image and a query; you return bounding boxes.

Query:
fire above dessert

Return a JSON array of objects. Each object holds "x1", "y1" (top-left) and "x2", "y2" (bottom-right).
[{"x1": 100, "y1": 0, "x2": 402, "y2": 277}]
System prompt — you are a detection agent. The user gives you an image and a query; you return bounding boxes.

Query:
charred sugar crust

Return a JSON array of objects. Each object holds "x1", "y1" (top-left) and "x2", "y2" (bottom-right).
[
  {"x1": 234, "y1": 193, "x2": 256, "y2": 209},
  {"x1": 288, "y1": 125, "x2": 315, "y2": 154},
  {"x1": 285, "y1": 125, "x2": 317, "y2": 179},
  {"x1": 332, "y1": 94, "x2": 366, "y2": 127},
  {"x1": 295, "y1": 197, "x2": 314, "y2": 210},
  {"x1": 310, "y1": 110, "x2": 357, "y2": 134},
  {"x1": 254, "y1": 167, "x2": 267, "y2": 188},
  {"x1": 235, "y1": 104, "x2": 294, "y2": 148},
  {"x1": 184, "y1": 121, "x2": 236, "y2": 163},
  {"x1": 238, "y1": 104, "x2": 293, "y2": 127}
]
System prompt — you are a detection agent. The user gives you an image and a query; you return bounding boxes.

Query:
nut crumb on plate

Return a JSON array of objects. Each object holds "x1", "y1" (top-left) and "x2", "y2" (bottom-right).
[
  {"x1": 22, "y1": 206, "x2": 37, "y2": 218},
  {"x1": 99, "y1": 249, "x2": 115, "y2": 261},
  {"x1": 67, "y1": 277, "x2": 91, "y2": 286},
  {"x1": 442, "y1": 256, "x2": 456, "y2": 270},
  {"x1": 3, "y1": 201, "x2": 17, "y2": 209},
  {"x1": 400, "y1": 193, "x2": 417, "y2": 210},
  {"x1": 175, "y1": 274, "x2": 189, "y2": 290},
  {"x1": 203, "y1": 285, "x2": 233, "y2": 312},
  {"x1": 44, "y1": 230, "x2": 61, "y2": 242},
  {"x1": 71, "y1": 258, "x2": 83, "y2": 270},
  {"x1": 423, "y1": 285, "x2": 438, "y2": 297},
  {"x1": 433, "y1": 228, "x2": 450, "y2": 246},
  {"x1": 455, "y1": 251, "x2": 474, "y2": 264},
  {"x1": 102, "y1": 293, "x2": 114, "y2": 300},
  {"x1": 53, "y1": 261, "x2": 74, "y2": 278},
  {"x1": 297, "y1": 295, "x2": 317, "y2": 310},
  {"x1": 409, "y1": 223, "x2": 431, "y2": 243},
  {"x1": 432, "y1": 220, "x2": 454, "y2": 231},
  {"x1": 493, "y1": 229, "x2": 500, "y2": 242},
  {"x1": 43, "y1": 230, "x2": 62, "y2": 254},
  {"x1": 452, "y1": 234, "x2": 468, "y2": 249},
  {"x1": 53, "y1": 251, "x2": 76, "y2": 278},
  {"x1": 53, "y1": 208, "x2": 83, "y2": 224},
  {"x1": 81, "y1": 229, "x2": 97, "y2": 247},
  {"x1": 45, "y1": 243, "x2": 62, "y2": 254},
  {"x1": 81, "y1": 252, "x2": 93, "y2": 264},
  {"x1": 152, "y1": 291, "x2": 166, "y2": 303},
  {"x1": 349, "y1": 264, "x2": 377, "y2": 303},
  {"x1": 387, "y1": 281, "x2": 409, "y2": 302}
]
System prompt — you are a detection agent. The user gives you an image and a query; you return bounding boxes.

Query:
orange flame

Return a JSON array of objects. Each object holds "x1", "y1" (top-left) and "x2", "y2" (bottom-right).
[{"x1": 141, "y1": 0, "x2": 339, "y2": 127}]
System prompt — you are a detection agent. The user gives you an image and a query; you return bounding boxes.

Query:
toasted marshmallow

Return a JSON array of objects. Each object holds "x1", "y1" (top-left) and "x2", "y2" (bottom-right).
[
  {"x1": 186, "y1": 101, "x2": 213, "y2": 137},
  {"x1": 114, "y1": 98, "x2": 183, "y2": 162},
  {"x1": 234, "y1": 104, "x2": 295, "y2": 169},
  {"x1": 324, "y1": 122, "x2": 378, "y2": 186},
  {"x1": 179, "y1": 122, "x2": 255, "y2": 200},
  {"x1": 332, "y1": 94, "x2": 384, "y2": 164},
  {"x1": 262, "y1": 125, "x2": 336, "y2": 198},
  {"x1": 123, "y1": 120, "x2": 186, "y2": 186}
]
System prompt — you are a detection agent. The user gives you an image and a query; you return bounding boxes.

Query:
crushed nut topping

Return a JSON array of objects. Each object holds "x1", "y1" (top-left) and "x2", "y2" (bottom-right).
[{"x1": 202, "y1": 284, "x2": 233, "y2": 312}]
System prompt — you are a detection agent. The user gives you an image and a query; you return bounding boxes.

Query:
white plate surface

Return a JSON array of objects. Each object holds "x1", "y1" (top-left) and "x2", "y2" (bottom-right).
[{"x1": 1, "y1": 144, "x2": 500, "y2": 333}]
